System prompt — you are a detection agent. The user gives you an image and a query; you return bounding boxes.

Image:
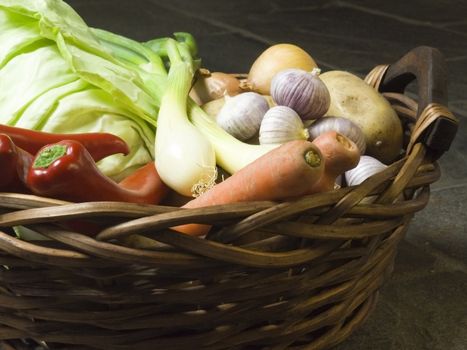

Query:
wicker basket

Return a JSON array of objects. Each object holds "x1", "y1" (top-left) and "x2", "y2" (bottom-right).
[{"x1": 0, "y1": 46, "x2": 458, "y2": 350}]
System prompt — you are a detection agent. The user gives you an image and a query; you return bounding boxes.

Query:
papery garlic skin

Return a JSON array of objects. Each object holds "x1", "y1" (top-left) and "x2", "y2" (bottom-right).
[
  {"x1": 271, "y1": 68, "x2": 330, "y2": 120},
  {"x1": 345, "y1": 155, "x2": 387, "y2": 186},
  {"x1": 216, "y1": 92, "x2": 269, "y2": 141},
  {"x1": 308, "y1": 116, "x2": 367, "y2": 155},
  {"x1": 259, "y1": 105, "x2": 309, "y2": 145}
]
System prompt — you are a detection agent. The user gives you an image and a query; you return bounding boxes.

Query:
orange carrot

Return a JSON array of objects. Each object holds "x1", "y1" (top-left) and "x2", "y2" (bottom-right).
[
  {"x1": 174, "y1": 140, "x2": 324, "y2": 236},
  {"x1": 118, "y1": 162, "x2": 170, "y2": 204},
  {"x1": 310, "y1": 130, "x2": 360, "y2": 193}
]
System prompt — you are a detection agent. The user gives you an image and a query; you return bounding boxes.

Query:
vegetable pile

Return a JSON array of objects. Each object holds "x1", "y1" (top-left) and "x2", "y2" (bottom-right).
[{"x1": 0, "y1": 0, "x2": 406, "y2": 239}]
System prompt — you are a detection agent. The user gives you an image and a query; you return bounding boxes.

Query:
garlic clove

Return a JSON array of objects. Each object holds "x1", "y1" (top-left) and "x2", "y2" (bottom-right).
[
  {"x1": 216, "y1": 92, "x2": 269, "y2": 141},
  {"x1": 307, "y1": 116, "x2": 367, "y2": 155},
  {"x1": 344, "y1": 155, "x2": 387, "y2": 187},
  {"x1": 259, "y1": 105, "x2": 309, "y2": 145},
  {"x1": 271, "y1": 68, "x2": 330, "y2": 120}
]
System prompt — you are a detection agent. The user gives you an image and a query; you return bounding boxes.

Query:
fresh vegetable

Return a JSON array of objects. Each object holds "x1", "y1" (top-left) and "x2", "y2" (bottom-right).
[
  {"x1": 0, "y1": 0, "x2": 167, "y2": 179},
  {"x1": 310, "y1": 131, "x2": 360, "y2": 193},
  {"x1": 247, "y1": 44, "x2": 318, "y2": 95},
  {"x1": 345, "y1": 155, "x2": 388, "y2": 187},
  {"x1": 259, "y1": 106, "x2": 309, "y2": 145},
  {"x1": 190, "y1": 71, "x2": 243, "y2": 105},
  {"x1": 0, "y1": 134, "x2": 33, "y2": 192},
  {"x1": 271, "y1": 68, "x2": 330, "y2": 120},
  {"x1": 155, "y1": 39, "x2": 217, "y2": 197},
  {"x1": 142, "y1": 32, "x2": 280, "y2": 177},
  {"x1": 188, "y1": 101, "x2": 278, "y2": 174},
  {"x1": 202, "y1": 95, "x2": 276, "y2": 119},
  {"x1": 216, "y1": 92, "x2": 269, "y2": 141},
  {"x1": 27, "y1": 140, "x2": 168, "y2": 204},
  {"x1": 0, "y1": 124, "x2": 129, "y2": 162},
  {"x1": 307, "y1": 116, "x2": 366, "y2": 155},
  {"x1": 118, "y1": 162, "x2": 170, "y2": 204},
  {"x1": 174, "y1": 140, "x2": 324, "y2": 236},
  {"x1": 320, "y1": 70, "x2": 403, "y2": 164}
]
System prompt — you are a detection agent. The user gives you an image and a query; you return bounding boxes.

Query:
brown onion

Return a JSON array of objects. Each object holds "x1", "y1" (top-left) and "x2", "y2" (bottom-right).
[
  {"x1": 247, "y1": 43, "x2": 318, "y2": 95},
  {"x1": 190, "y1": 72, "x2": 243, "y2": 105}
]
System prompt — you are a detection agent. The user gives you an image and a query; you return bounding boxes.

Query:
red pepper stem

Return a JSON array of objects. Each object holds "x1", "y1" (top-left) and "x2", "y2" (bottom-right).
[{"x1": 33, "y1": 145, "x2": 68, "y2": 169}]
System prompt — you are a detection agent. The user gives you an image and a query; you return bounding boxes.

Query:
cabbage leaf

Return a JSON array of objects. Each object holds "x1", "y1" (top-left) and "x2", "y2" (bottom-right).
[{"x1": 0, "y1": 0, "x2": 168, "y2": 179}]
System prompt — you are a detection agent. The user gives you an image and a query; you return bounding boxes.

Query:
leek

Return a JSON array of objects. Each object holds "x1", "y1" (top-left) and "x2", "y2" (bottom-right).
[{"x1": 155, "y1": 39, "x2": 216, "y2": 197}]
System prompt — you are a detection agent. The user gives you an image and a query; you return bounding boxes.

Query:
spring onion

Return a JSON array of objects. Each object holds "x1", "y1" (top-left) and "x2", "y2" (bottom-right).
[{"x1": 155, "y1": 39, "x2": 216, "y2": 197}]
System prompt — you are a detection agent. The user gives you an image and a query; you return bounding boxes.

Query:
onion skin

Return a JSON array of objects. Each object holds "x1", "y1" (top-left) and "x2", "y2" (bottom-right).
[
  {"x1": 190, "y1": 72, "x2": 243, "y2": 105},
  {"x1": 247, "y1": 43, "x2": 318, "y2": 95}
]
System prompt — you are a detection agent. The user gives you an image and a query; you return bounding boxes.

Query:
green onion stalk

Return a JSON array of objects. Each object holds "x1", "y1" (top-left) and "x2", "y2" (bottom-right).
[{"x1": 154, "y1": 39, "x2": 216, "y2": 197}]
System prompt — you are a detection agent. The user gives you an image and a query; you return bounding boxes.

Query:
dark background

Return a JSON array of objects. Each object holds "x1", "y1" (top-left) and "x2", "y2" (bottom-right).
[{"x1": 66, "y1": 1, "x2": 467, "y2": 349}]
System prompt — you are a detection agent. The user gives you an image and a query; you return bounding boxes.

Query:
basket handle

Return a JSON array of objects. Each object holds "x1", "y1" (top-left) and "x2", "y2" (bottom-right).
[{"x1": 375, "y1": 46, "x2": 458, "y2": 159}]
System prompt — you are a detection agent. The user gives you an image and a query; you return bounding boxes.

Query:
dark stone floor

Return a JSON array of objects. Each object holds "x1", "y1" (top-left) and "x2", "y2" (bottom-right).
[{"x1": 46, "y1": 1, "x2": 467, "y2": 349}]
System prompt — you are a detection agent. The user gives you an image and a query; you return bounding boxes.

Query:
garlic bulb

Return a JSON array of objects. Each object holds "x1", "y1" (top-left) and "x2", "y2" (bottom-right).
[
  {"x1": 259, "y1": 106, "x2": 309, "y2": 145},
  {"x1": 345, "y1": 155, "x2": 387, "y2": 186},
  {"x1": 216, "y1": 92, "x2": 269, "y2": 141},
  {"x1": 308, "y1": 116, "x2": 366, "y2": 155},
  {"x1": 271, "y1": 68, "x2": 330, "y2": 120}
]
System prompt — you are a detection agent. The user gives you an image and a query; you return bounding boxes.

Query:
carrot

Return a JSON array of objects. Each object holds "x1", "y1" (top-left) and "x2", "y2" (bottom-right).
[
  {"x1": 118, "y1": 162, "x2": 170, "y2": 205},
  {"x1": 310, "y1": 130, "x2": 360, "y2": 193},
  {"x1": 174, "y1": 140, "x2": 324, "y2": 236}
]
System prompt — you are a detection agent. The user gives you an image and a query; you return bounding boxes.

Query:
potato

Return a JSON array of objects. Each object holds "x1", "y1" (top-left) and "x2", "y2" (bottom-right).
[{"x1": 320, "y1": 70, "x2": 403, "y2": 164}]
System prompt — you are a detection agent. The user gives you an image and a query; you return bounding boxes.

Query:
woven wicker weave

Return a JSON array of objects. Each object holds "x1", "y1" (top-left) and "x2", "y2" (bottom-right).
[{"x1": 0, "y1": 46, "x2": 458, "y2": 350}]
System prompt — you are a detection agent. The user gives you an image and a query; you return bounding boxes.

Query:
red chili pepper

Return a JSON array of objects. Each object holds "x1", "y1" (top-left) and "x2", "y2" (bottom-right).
[
  {"x1": 0, "y1": 134, "x2": 33, "y2": 193},
  {"x1": 27, "y1": 140, "x2": 168, "y2": 204},
  {"x1": 0, "y1": 124, "x2": 130, "y2": 162}
]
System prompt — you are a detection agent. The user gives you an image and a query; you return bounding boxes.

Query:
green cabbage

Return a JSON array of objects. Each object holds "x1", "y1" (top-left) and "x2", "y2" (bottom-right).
[{"x1": 0, "y1": 0, "x2": 169, "y2": 179}]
